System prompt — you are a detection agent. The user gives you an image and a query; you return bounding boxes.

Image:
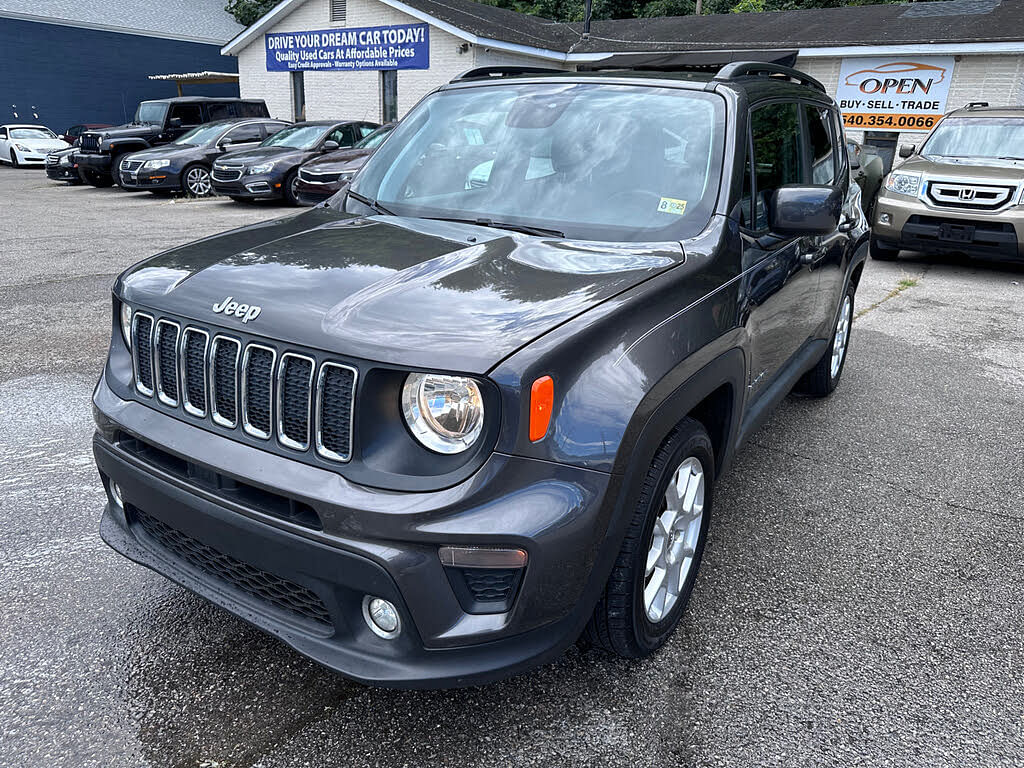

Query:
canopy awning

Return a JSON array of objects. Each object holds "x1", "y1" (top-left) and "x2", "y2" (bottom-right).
[{"x1": 148, "y1": 71, "x2": 240, "y2": 96}]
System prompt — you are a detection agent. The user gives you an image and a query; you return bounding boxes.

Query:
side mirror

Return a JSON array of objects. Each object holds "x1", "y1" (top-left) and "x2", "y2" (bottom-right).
[
  {"x1": 322, "y1": 140, "x2": 340, "y2": 151},
  {"x1": 168, "y1": 117, "x2": 183, "y2": 129},
  {"x1": 218, "y1": 137, "x2": 234, "y2": 149},
  {"x1": 769, "y1": 185, "x2": 843, "y2": 237},
  {"x1": 898, "y1": 143, "x2": 916, "y2": 159}
]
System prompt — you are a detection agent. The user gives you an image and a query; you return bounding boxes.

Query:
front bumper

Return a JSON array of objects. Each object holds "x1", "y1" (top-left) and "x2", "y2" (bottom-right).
[
  {"x1": 76, "y1": 152, "x2": 112, "y2": 173},
  {"x1": 212, "y1": 173, "x2": 283, "y2": 199},
  {"x1": 874, "y1": 192, "x2": 1024, "y2": 260},
  {"x1": 295, "y1": 178, "x2": 343, "y2": 206},
  {"x1": 92, "y1": 375, "x2": 614, "y2": 687},
  {"x1": 46, "y1": 164, "x2": 78, "y2": 181},
  {"x1": 120, "y1": 167, "x2": 181, "y2": 191}
]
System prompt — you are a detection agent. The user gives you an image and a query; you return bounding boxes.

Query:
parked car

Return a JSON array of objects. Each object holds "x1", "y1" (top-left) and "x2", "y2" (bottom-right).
[
  {"x1": 212, "y1": 120, "x2": 379, "y2": 204},
  {"x1": 61, "y1": 123, "x2": 111, "y2": 145},
  {"x1": 45, "y1": 147, "x2": 82, "y2": 183},
  {"x1": 847, "y1": 140, "x2": 884, "y2": 218},
  {"x1": 295, "y1": 123, "x2": 394, "y2": 206},
  {"x1": 93, "y1": 63, "x2": 867, "y2": 688},
  {"x1": 75, "y1": 97, "x2": 270, "y2": 187},
  {"x1": 118, "y1": 118, "x2": 291, "y2": 196},
  {"x1": 0, "y1": 124, "x2": 69, "y2": 166},
  {"x1": 872, "y1": 104, "x2": 1024, "y2": 262}
]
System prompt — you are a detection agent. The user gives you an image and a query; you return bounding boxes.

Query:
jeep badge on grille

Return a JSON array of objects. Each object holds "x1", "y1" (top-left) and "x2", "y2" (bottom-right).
[{"x1": 212, "y1": 296, "x2": 262, "y2": 323}]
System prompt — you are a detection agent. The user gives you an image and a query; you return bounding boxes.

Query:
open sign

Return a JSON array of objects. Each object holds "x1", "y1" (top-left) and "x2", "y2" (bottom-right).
[{"x1": 836, "y1": 56, "x2": 955, "y2": 127}]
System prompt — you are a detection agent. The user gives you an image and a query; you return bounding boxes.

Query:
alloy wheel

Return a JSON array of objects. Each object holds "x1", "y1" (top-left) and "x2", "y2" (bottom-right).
[
  {"x1": 830, "y1": 294, "x2": 852, "y2": 379},
  {"x1": 186, "y1": 167, "x2": 212, "y2": 197},
  {"x1": 644, "y1": 456, "x2": 705, "y2": 623}
]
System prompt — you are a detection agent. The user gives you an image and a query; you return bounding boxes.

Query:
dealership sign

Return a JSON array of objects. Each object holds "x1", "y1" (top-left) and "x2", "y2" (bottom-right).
[
  {"x1": 265, "y1": 23, "x2": 429, "y2": 71},
  {"x1": 836, "y1": 56, "x2": 955, "y2": 131}
]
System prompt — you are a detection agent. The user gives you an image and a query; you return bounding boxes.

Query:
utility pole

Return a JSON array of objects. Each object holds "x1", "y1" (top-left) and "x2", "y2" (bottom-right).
[{"x1": 584, "y1": 0, "x2": 592, "y2": 36}]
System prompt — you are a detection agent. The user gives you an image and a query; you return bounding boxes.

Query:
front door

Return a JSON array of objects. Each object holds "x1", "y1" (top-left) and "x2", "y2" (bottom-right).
[{"x1": 740, "y1": 101, "x2": 822, "y2": 401}]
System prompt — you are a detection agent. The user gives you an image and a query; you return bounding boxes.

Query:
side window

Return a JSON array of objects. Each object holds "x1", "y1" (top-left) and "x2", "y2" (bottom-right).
[
  {"x1": 750, "y1": 102, "x2": 804, "y2": 230},
  {"x1": 224, "y1": 123, "x2": 262, "y2": 144},
  {"x1": 69, "y1": 126, "x2": 82, "y2": 138},
  {"x1": 208, "y1": 103, "x2": 238, "y2": 120},
  {"x1": 0, "y1": 128, "x2": 7, "y2": 139},
  {"x1": 804, "y1": 104, "x2": 836, "y2": 185},
  {"x1": 358, "y1": 123, "x2": 377, "y2": 138},
  {"x1": 241, "y1": 102, "x2": 269, "y2": 118},
  {"x1": 170, "y1": 104, "x2": 203, "y2": 127},
  {"x1": 738, "y1": 136, "x2": 754, "y2": 229},
  {"x1": 326, "y1": 127, "x2": 349, "y2": 146},
  {"x1": 260, "y1": 122, "x2": 285, "y2": 138}
]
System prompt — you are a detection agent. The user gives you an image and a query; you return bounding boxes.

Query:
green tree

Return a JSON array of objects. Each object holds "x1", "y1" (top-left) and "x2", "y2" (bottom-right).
[{"x1": 224, "y1": 0, "x2": 280, "y2": 27}]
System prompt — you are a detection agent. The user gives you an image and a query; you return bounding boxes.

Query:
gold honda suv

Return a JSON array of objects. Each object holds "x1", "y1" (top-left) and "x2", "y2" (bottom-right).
[{"x1": 871, "y1": 104, "x2": 1024, "y2": 262}]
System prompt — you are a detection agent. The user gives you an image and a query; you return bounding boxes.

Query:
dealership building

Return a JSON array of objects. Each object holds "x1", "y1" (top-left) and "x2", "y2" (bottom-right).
[
  {"x1": 0, "y1": 0, "x2": 243, "y2": 132},
  {"x1": 224, "y1": 0, "x2": 1024, "y2": 166}
]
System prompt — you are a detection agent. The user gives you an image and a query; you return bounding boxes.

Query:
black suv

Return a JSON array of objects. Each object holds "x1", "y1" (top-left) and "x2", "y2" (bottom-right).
[
  {"x1": 75, "y1": 97, "x2": 270, "y2": 187},
  {"x1": 118, "y1": 118, "x2": 290, "y2": 197},
  {"x1": 93, "y1": 64, "x2": 868, "y2": 688}
]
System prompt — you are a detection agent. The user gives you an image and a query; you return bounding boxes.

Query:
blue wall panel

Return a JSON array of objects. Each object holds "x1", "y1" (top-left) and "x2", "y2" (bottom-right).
[{"x1": 0, "y1": 17, "x2": 240, "y2": 133}]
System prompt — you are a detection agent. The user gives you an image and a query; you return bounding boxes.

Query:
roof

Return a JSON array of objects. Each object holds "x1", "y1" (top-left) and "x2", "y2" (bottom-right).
[
  {"x1": 947, "y1": 105, "x2": 1024, "y2": 118},
  {"x1": 149, "y1": 71, "x2": 240, "y2": 82},
  {"x1": 223, "y1": 0, "x2": 1024, "y2": 60},
  {"x1": 0, "y1": 0, "x2": 243, "y2": 45}
]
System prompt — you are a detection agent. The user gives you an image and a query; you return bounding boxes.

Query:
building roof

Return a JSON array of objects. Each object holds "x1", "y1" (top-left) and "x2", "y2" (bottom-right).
[
  {"x1": 223, "y1": 0, "x2": 1024, "y2": 60},
  {"x1": 0, "y1": 0, "x2": 244, "y2": 45}
]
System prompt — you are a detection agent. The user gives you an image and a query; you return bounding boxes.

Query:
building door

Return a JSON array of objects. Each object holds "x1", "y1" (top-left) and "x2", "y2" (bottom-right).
[
  {"x1": 291, "y1": 71, "x2": 306, "y2": 122},
  {"x1": 380, "y1": 70, "x2": 397, "y2": 123},
  {"x1": 864, "y1": 130, "x2": 899, "y2": 173}
]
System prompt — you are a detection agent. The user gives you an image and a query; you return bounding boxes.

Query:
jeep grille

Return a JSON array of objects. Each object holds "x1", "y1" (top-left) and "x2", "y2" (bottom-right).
[
  {"x1": 130, "y1": 314, "x2": 356, "y2": 462},
  {"x1": 79, "y1": 134, "x2": 100, "y2": 153}
]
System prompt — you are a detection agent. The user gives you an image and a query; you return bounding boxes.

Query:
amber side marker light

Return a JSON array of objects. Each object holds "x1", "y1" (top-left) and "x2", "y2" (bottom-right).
[{"x1": 529, "y1": 375, "x2": 554, "y2": 442}]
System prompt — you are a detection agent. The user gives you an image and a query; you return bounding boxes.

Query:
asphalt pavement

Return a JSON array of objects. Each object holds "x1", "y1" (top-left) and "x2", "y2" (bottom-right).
[{"x1": 1, "y1": 166, "x2": 1022, "y2": 768}]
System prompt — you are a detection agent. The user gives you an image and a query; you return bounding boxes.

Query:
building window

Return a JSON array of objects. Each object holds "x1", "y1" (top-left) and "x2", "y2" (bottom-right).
[{"x1": 330, "y1": 0, "x2": 346, "y2": 23}]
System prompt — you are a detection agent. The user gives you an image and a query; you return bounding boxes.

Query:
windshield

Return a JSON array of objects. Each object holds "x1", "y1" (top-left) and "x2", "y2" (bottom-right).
[
  {"x1": 356, "y1": 126, "x2": 393, "y2": 149},
  {"x1": 173, "y1": 123, "x2": 229, "y2": 146},
  {"x1": 10, "y1": 127, "x2": 57, "y2": 140},
  {"x1": 261, "y1": 124, "x2": 327, "y2": 149},
  {"x1": 345, "y1": 83, "x2": 725, "y2": 241},
  {"x1": 923, "y1": 117, "x2": 1024, "y2": 159},
  {"x1": 135, "y1": 102, "x2": 169, "y2": 125}
]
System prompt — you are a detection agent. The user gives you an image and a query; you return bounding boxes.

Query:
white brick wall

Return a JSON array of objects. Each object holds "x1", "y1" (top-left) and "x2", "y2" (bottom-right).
[
  {"x1": 234, "y1": 0, "x2": 558, "y2": 124},
  {"x1": 798, "y1": 52, "x2": 1024, "y2": 146}
]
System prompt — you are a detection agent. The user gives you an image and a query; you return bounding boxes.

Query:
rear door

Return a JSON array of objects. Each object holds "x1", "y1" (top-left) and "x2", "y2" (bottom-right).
[{"x1": 740, "y1": 100, "x2": 822, "y2": 399}]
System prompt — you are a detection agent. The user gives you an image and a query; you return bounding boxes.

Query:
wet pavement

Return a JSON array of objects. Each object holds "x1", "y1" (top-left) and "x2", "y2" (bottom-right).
[{"x1": 2, "y1": 167, "x2": 1023, "y2": 767}]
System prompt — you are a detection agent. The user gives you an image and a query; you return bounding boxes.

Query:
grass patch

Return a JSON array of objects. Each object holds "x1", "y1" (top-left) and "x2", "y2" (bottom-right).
[{"x1": 856, "y1": 272, "x2": 921, "y2": 319}]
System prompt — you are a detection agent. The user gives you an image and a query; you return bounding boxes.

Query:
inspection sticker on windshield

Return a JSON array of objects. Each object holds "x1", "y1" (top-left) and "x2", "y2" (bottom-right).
[{"x1": 657, "y1": 197, "x2": 687, "y2": 216}]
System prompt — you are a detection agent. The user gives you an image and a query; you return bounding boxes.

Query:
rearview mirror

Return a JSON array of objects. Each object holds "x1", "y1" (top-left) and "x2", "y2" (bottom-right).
[
  {"x1": 769, "y1": 185, "x2": 843, "y2": 237},
  {"x1": 898, "y1": 143, "x2": 916, "y2": 159},
  {"x1": 322, "y1": 140, "x2": 340, "y2": 151}
]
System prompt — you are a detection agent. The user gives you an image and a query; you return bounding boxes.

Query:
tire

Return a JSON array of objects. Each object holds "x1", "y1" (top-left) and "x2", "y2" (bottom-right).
[
  {"x1": 282, "y1": 170, "x2": 300, "y2": 206},
  {"x1": 869, "y1": 234, "x2": 899, "y2": 261},
  {"x1": 182, "y1": 163, "x2": 213, "y2": 197},
  {"x1": 585, "y1": 418, "x2": 714, "y2": 658},
  {"x1": 10, "y1": 149, "x2": 19, "y2": 168},
  {"x1": 794, "y1": 282, "x2": 855, "y2": 397},
  {"x1": 79, "y1": 166, "x2": 113, "y2": 187}
]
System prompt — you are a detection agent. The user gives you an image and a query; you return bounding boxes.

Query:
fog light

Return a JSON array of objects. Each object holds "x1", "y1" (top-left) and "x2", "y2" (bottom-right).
[
  {"x1": 363, "y1": 596, "x2": 400, "y2": 639},
  {"x1": 109, "y1": 481, "x2": 123, "y2": 508},
  {"x1": 879, "y1": 212, "x2": 892, "y2": 225}
]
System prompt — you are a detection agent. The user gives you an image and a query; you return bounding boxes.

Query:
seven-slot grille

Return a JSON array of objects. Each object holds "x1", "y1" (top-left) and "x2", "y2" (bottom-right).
[{"x1": 131, "y1": 314, "x2": 355, "y2": 462}]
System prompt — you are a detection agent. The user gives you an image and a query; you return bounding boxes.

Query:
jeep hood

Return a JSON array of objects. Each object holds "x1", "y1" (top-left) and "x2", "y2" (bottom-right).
[
  {"x1": 903, "y1": 154, "x2": 1024, "y2": 181},
  {"x1": 117, "y1": 208, "x2": 684, "y2": 373},
  {"x1": 86, "y1": 124, "x2": 160, "y2": 140}
]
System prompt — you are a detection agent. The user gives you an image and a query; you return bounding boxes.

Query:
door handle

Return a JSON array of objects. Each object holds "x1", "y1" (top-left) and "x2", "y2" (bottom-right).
[{"x1": 838, "y1": 214, "x2": 857, "y2": 233}]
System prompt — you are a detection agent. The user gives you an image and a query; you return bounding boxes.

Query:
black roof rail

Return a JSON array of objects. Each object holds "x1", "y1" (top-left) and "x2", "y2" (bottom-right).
[
  {"x1": 965, "y1": 101, "x2": 990, "y2": 110},
  {"x1": 451, "y1": 66, "x2": 565, "y2": 82},
  {"x1": 711, "y1": 61, "x2": 826, "y2": 93}
]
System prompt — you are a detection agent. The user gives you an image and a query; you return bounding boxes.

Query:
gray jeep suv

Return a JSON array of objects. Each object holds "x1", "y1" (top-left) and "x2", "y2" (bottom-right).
[{"x1": 92, "y1": 63, "x2": 868, "y2": 688}]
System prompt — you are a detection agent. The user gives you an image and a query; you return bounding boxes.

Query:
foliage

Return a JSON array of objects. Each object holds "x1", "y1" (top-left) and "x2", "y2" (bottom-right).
[
  {"x1": 476, "y1": 0, "x2": 937, "y2": 22},
  {"x1": 225, "y1": 0, "x2": 281, "y2": 27}
]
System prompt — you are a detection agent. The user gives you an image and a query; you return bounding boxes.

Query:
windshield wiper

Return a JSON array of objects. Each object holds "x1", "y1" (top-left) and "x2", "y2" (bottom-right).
[
  {"x1": 998, "y1": 156, "x2": 1024, "y2": 161},
  {"x1": 425, "y1": 216, "x2": 564, "y2": 238},
  {"x1": 346, "y1": 190, "x2": 394, "y2": 216}
]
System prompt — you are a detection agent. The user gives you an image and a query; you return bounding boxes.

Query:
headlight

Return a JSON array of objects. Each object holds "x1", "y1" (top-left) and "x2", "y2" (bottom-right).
[
  {"x1": 143, "y1": 159, "x2": 170, "y2": 170},
  {"x1": 120, "y1": 302, "x2": 133, "y2": 350},
  {"x1": 885, "y1": 171, "x2": 922, "y2": 197},
  {"x1": 402, "y1": 373, "x2": 484, "y2": 454},
  {"x1": 15, "y1": 144, "x2": 31, "y2": 152},
  {"x1": 249, "y1": 162, "x2": 275, "y2": 174}
]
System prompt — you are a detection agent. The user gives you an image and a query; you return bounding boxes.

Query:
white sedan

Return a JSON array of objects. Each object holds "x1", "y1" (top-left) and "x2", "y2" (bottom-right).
[{"x1": 0, "y1": 124, "x2": 70, "y2": 167}]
